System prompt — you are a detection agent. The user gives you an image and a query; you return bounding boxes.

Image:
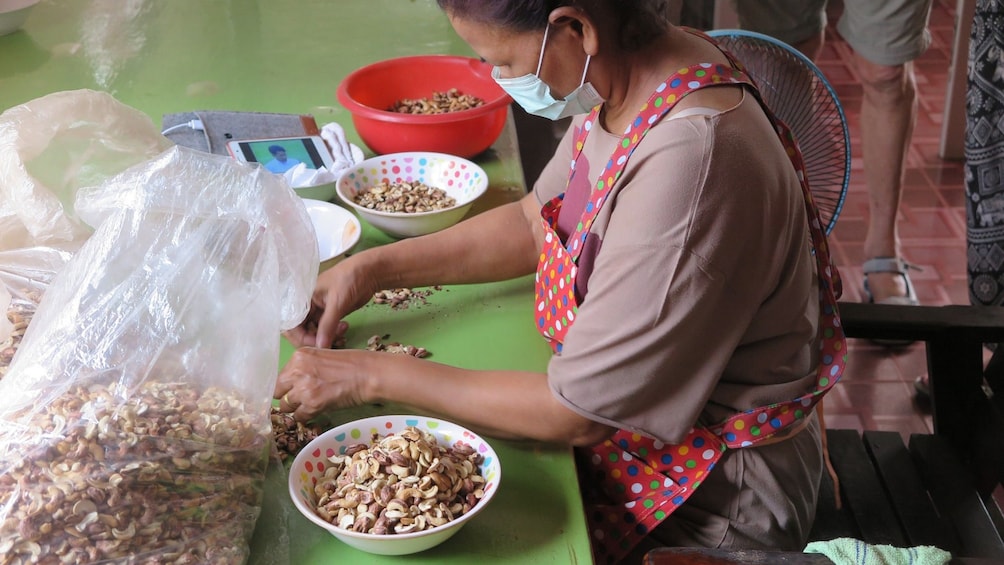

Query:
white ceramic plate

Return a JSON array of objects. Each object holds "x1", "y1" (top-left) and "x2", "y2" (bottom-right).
[
  {"x1": 0, "y1": 0, "x2": 39, "y2": 36},
  {"x1": 302, "y1": 199, "x2": 361, "y2": 262}
]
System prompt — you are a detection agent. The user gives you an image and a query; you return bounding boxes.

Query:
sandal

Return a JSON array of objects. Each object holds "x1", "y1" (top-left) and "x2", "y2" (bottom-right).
[{"x1": 862, "y1": 257, "x2": 920, "y2": 346}]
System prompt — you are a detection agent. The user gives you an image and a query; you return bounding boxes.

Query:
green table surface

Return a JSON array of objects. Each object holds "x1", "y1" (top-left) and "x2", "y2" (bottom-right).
[{"x1": 1, "y1": 1, "x2": 592, "y2": 562}]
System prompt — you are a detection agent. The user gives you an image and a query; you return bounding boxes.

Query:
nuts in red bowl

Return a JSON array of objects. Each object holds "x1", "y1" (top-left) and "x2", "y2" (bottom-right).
[{"x1": 336, "y1": 55, "x2": 511, "y2": 158}]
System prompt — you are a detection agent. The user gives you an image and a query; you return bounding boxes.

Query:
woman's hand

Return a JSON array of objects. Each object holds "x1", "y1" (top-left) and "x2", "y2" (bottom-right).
[
  {"x1": 274, "y1": 347, "x2": 376, "y2": 422},
  {"x1": 284, "y1": 257, "x2": 378, "y2": 349},
  {"x1": 285, "y1": 196, "x2": 541, "y2": 350},
  {"x1": 275, "y1": 344, "x2": 617, "y2": 445}
]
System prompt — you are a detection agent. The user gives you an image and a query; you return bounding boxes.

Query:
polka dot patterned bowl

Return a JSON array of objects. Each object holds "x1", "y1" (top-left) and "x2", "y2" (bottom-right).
[
  {"x1": 288, "y1": 414, "x2": 502, "y2": 556},
  {"x1": 335, "y1": 152, "x2": 488, "y2": 238}
]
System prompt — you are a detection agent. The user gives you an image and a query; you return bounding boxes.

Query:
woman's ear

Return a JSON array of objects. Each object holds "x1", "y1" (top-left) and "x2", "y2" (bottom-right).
[{"x1": 548, "y1": 6, "x2": 600, "y2": 56}]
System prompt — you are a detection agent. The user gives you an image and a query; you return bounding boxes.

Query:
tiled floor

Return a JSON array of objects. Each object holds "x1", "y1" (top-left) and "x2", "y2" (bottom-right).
[{"x1": 817, "y1": 0, "x2": 966, "y2": 438}]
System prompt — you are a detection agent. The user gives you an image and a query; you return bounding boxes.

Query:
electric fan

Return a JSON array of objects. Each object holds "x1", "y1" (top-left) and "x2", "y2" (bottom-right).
[{"x1": 708, "y1": 29, "x2": 851, "y2": 236}]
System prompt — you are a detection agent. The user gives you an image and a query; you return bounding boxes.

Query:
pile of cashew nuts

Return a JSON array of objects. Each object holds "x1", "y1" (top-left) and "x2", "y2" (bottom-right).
[{"x1": 313, "y1": 426, "x2": 486, "y2": 535}]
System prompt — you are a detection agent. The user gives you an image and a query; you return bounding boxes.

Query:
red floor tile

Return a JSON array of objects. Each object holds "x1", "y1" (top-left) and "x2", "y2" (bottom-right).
[{"x1": 815, "y1": 0, "x2": 965, "y2": 438}]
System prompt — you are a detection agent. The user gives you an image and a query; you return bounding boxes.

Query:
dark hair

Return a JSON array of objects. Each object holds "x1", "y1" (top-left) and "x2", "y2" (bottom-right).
[
  {"x1": 436, "y1": 0, "x2": 670, "y2": 52},
  {"x1": 268, "y1": 145, "x2": 285, "y2": 155}
]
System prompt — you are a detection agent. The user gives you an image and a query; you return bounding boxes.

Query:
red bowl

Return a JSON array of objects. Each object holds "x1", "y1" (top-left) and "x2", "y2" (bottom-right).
[{"x1": 336, "y1": 55, "x2": 512, "y2": 158}]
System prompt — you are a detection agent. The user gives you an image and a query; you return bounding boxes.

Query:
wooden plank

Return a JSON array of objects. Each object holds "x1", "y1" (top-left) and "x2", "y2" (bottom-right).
[
  {"x1": 910, "y1": 434, "x2": 1004, "y2": 559},
  {"x1": 643, "y1": 547, "x2": 1001, "y2": 565},
  {"x1": 926, "y1": 338, "x2": 986, "y2": 449},
  {"x1": 838, "y1": 302, "x2": 1004, "y2": 344},
  {"x1": 823, "y1": 429, "x2": 907, "y2": 546},
  {"x1": 808, "y1": 446, "x2": 860, "y2": 542},
  {"x1": 967, "y1": 394, "x2": 1004, "y2": 496},
  {"x1": 924, "y1": 338, "x2": 1004, "y2": 494},
  {"x1": 644, "y1": 547, "x2": 834, "y2": 564},
  {"x1": 862, "y1": 431, "x2": 960, "y2": 553}
]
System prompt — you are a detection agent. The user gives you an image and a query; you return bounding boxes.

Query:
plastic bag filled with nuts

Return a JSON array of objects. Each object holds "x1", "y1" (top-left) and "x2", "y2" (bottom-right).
[
  {"x1": 0, "y1": 90, "x2": 176, "y2": 384},
  {"x1": 0, "y1": 106, "x2": 319, "y2": 565}
]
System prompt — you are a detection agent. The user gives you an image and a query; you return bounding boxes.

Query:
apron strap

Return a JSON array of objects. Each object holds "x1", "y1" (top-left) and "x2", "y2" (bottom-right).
[{"x1": 579, "y1": 29, "x2": 847, "y2": 564}]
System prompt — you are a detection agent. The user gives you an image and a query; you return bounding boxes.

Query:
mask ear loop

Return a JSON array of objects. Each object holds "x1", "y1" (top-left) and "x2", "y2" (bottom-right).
[
  {"x1": 537, "y1": 23, "x2": 591, "y2": 88},
  {"x1": 534, "y1": 25, "x2": 550, "y2": 76}
]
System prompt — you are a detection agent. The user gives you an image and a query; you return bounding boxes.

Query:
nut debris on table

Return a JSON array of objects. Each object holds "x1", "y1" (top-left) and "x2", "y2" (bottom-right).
[
  {"x1": 365, "y1": 334, "x2": 429, "y2": 358},
  {"x1": 271, "y1": 408, "x2": 321, "y2": 463},
  {"x1": 371, "y1": 286, "x2": 441, "y2": 310}
]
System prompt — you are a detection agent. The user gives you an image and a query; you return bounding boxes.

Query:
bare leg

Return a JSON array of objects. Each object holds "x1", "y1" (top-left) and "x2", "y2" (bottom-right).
[
  {"x1": 794, "y1": 30, "x2": 916, "y2": 302},
  {"x1": 856, "y1": 55, "x2": 916, "y2": 301}
]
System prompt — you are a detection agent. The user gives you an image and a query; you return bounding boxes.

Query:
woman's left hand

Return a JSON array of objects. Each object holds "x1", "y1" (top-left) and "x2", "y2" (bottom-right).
[{"x1": 274, "y1": 347, "x2": 376, "y2": 422}]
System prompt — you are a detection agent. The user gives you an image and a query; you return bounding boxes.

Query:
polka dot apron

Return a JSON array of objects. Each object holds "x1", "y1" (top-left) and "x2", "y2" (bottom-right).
[{"x1": 533, "y1": 31, "x2": 847, "y2": 564}]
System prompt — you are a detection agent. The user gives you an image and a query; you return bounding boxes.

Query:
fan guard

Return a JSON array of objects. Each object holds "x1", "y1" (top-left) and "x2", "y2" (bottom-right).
[{"x1": 708, "y1": 29, "x2": 850, "y2": 235}]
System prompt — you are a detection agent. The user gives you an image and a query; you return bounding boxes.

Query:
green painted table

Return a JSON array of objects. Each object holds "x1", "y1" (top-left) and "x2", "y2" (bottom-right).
[{"x1": 1, "y1": 1, "x2": 592, "y2": 562}]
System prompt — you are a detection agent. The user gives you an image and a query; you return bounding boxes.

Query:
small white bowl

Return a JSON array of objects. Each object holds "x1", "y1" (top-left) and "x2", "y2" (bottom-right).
[
  {"x1": 336, "y1": 152, "x2": 488, "y2": 238},
  {"x1": 289, "y1": 415, "x2": 502, "y2": 556},
  {"x1": 0, "y1": 0, "x2": 39, "y2": 36},
  {"x1": 295, "y1": 182, "x2": 338, "y2": 203},
  {"x1": 292, "y1": 143, "x2": 365, "y2": 202},
  {"x1": 302, "y1": 199, "x2": 361, "y2": 262}
]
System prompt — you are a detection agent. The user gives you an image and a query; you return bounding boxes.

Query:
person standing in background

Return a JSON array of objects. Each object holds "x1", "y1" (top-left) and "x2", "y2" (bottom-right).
[
  {"x1": 965, "y1": 0, "x2": 1004, "y2": 309},
  {"x1": 731, "y1": 0, "x2": 933, "y2": 311}
]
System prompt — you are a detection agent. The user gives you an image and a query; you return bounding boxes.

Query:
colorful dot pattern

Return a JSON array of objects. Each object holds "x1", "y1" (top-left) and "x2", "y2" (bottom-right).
[
  {"x1": 532, "y1": 29, "x2": 846, "y2": 564},
  {"x1": 291, "y1": 415, "x2": 499, "y2": 516},
  {"x1": 341, "y1": 153, "x2": 486, "y2": 207}
]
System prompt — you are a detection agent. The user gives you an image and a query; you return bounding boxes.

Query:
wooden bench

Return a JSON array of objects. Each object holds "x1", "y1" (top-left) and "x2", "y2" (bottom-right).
[{"x1": 647, "y1": 302, "x2": 1004, "y2": 564}]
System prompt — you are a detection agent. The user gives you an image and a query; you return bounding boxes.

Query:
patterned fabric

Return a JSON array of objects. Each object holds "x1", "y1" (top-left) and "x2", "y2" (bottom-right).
[
  {"x1": 966, "y1": 0, "x2": 1004, "y2": 306},
  {"x1": 531, "y1": 30, "x2": 847, "y2": 563}
]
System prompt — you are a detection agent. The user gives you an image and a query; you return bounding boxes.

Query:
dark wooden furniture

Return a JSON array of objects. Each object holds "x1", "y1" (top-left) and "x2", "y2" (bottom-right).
[
  {"x1": 645, "y1": 302, "x2": 1004, "y2": 564},
  {"x1": 642, "y1": 547, "x2": 1001, "y2": 565},
  {"x1": 808, "y1": 302, "x2": 1004, "y2": 561}
]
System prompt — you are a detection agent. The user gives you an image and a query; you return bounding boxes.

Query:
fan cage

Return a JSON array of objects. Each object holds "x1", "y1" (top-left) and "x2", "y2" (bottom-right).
[{"x1": 707, "y1": 29, "x2": 851, "y2": 236}]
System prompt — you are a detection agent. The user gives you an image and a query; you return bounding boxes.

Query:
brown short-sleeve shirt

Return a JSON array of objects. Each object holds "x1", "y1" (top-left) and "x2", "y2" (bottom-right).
[{"x1": 535, "y1": 92, "x2": 823, "y2": 549}]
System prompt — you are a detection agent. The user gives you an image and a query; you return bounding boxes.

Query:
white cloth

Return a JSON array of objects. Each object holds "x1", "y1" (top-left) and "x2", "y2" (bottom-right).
[{"x1": 283, "y1": 122, "x2": 364, "y2": 189}]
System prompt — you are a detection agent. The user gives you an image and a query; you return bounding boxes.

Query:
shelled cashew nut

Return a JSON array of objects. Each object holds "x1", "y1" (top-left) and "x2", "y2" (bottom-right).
[
  {"x1": 389, "y1": 89, "x2": 485, "y2": 115},
  {"x1": 352, "y1": 180, "x2": 457, "y2": 214},
  {"x1": 0, "y1": 289, "x2": 42, "y2": 381},
  {"x1": 312, "y1": 426, "x2": 486, "y2": 535},
  {"x1": 0, "y1": 380, "x2": 269, "y2": 564}
]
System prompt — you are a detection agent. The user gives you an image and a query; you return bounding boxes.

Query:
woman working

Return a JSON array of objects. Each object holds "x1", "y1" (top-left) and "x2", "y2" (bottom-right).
[{"x1": 276, "y1": 1, "x2": 845, "y2": 562}]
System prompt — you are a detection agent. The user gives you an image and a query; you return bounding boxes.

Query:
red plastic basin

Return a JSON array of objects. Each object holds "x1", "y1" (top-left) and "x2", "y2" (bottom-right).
[{"x1": 336, "y1": 55, "x2": 512, "y2": 158}]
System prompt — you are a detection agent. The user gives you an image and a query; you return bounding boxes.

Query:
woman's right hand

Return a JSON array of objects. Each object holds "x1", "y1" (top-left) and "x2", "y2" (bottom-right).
[
  {"x1": 283, "y1": 255, "x2": 378, "y2": 349},
  {"x1": 285, "y1": 195, "x2": 542, "y2": 349}
]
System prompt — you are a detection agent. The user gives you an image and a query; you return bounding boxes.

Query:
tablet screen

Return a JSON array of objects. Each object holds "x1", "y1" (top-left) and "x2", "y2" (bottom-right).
[{"x1": 235, "y1": 137, "x2": 326, "y2": 175}]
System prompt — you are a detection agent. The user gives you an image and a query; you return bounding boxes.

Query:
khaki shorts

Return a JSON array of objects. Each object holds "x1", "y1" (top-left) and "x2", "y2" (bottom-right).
[{"x1": 729, "y1": 0, "x2": 933, "y2": 66}]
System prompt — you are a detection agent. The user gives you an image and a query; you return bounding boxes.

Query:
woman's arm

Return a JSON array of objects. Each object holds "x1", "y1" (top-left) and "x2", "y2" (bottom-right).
[
  {"x1": 287, "y1": 192, "x2": 543, "y2": 348},
  {"x1": 359, "y1": 191, "x2": 542, "y2": 289},
  {"x1": 275, "y1": 347, "x2": 616, "y2": 446}
]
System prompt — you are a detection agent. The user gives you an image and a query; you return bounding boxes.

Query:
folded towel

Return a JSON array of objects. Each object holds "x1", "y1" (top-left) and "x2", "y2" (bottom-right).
[
  {"x1": 278, "y1": 122, "x2": 365, "y2": 189},
  {"x1": 804, "y1": 538, "x2": 951, "y2": 565},
  {"x1": 320, "y1": 122, "x2": 363, "y2": 172}
]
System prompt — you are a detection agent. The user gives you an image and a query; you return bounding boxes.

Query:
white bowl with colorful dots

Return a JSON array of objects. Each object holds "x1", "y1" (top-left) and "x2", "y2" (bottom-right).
[
  {"x1": 335, "y1": 152, "x2": 488, "y2": 238},
  {"x1": 288, "y1": 414, "x2": 502, "y2": 555}
]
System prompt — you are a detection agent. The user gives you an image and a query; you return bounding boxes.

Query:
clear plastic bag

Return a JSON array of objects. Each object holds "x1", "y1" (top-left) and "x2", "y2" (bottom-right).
[
  {"x1": 0, "y1": 89, "x2": 173, "y2": 379},
  {"x1": 0, "y1": 113, "x2": 317, "y2": 563}
]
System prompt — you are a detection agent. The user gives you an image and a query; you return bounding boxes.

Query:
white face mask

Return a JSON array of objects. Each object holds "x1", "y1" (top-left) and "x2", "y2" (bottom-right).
[{"x1": 492, "y1": 25, "x2": 605, "y2": 121}]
